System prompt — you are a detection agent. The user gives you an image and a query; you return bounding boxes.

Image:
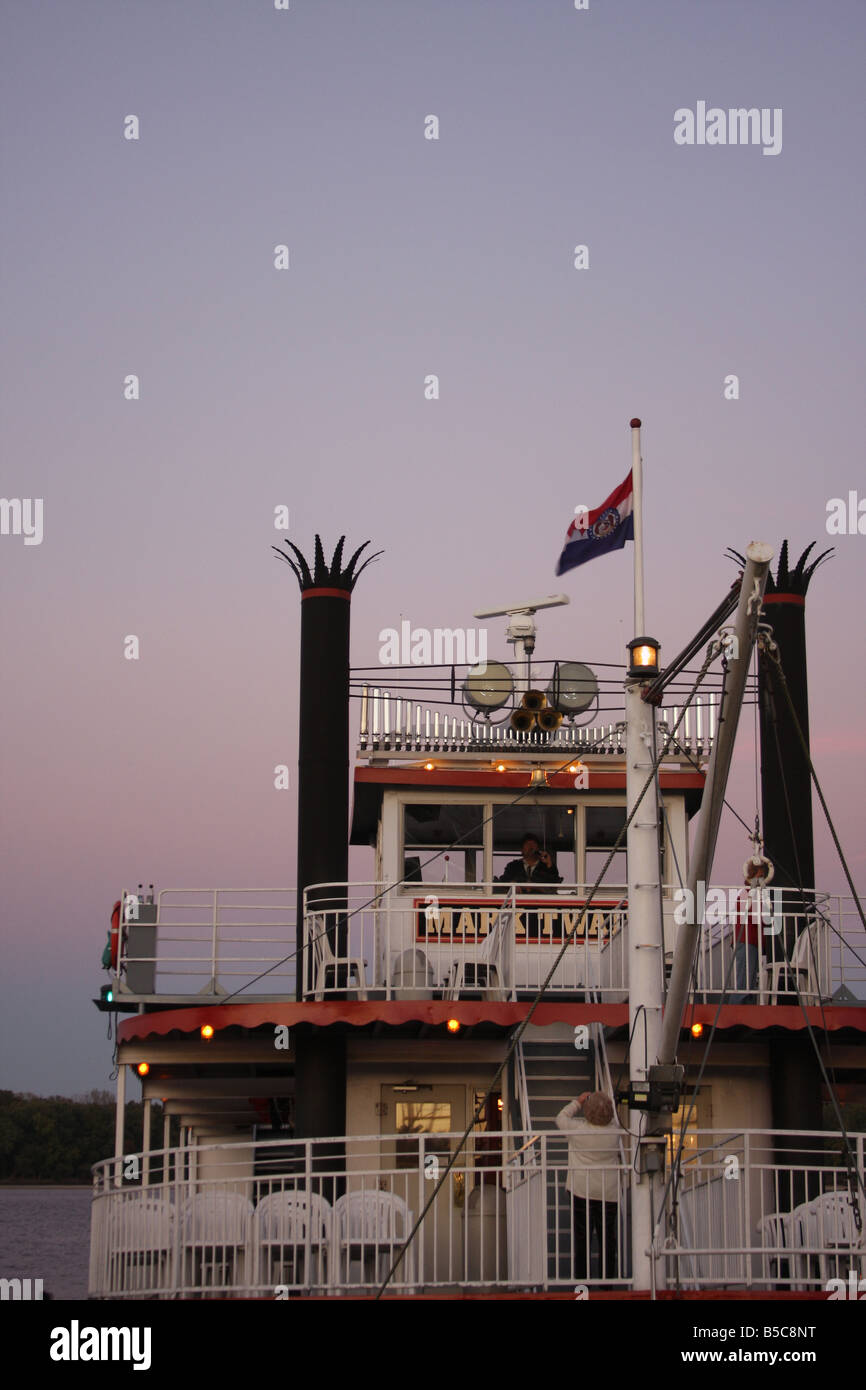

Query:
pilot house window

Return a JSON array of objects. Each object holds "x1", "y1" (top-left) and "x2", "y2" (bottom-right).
[
  {"x1": 403, "y1": 804, "x2": 484, "y2": 884},
  {"x1": 584, "y1": 807, "x2": 628, "y2": 891},
  {"x1": 491, "y1": 806, "x2": 575, "y2": 885}
]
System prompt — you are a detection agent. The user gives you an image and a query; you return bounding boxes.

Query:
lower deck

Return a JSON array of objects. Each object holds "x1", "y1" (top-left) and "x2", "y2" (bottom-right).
[
  {"x1": 93, "y1": 1017, "x2": 866, "y2": 1300},
  {"x1": 89, "y1": 1125, "x2": 865, "y2": 1300}
]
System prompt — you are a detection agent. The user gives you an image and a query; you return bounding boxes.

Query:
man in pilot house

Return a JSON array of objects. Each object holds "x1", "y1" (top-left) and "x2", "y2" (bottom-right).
[{"x1": 496, "y1": 834, "x2": 563, "y2": 890}]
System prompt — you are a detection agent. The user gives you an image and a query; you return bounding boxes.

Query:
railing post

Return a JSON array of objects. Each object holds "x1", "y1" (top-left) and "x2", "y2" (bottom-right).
[
  {"x1": 171, "y1": 1141, "x2": 182, "y2": 1297},
  {"x1": 540, "y1": 1132, "x2": 549, "y2": 1292},
  {"x1": 142, "y1": 1098, "x2": 151, "y2": 1189},
  {"x1": 509, "y1": 884, "x2": 517, "y2": 1001},
  {"x1": 114, "y1": 1063, "x2": 126, "y2": 1188},
  {"x1": 419, "y1": 1134, "x2": 427, "y2": 1280},
  {"x1": 210, "y1": 888, "x2": 219, "y2": 993},
  {"x1": 743, "y1": 1131, "x2": 752, "y2": 1286},
  {"x1": 301, "y1": 887, "x2": 308, "y2": 1001},
  {"x1": 385, "y1": 881, "x2": 391, "y2": 1000}
]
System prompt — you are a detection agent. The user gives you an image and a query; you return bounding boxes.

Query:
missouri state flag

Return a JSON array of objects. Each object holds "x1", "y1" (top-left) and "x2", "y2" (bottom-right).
[{"x1": 556, "y1": 471, "x2": 635, "y2": 576}]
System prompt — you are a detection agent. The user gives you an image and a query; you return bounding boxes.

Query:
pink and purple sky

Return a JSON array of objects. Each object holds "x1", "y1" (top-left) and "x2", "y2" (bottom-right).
[{"x1": 1, "y1": 0, "x2": 864, "y2": 1094}]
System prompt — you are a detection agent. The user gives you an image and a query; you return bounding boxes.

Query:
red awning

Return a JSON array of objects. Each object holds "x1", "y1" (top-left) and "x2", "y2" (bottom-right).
[{"x1": 117, "y1": 1000, "x2": 866, "y2": 1042}]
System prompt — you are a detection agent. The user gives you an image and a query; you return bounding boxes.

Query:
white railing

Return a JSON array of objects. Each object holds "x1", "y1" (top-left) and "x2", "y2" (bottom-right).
[
  {"x1": 686, "y1": 891, "x2": 864, "y2": 1004},
  {"x1": 88, "y1": 1129, "x2": 630, "y2": 1298},
  {"x1": 109, "y1": 883, "x2": 864, "y2": 1005},
  {"x1": 358, "y1": 687, "x2": 719, "y2": 760},
  {"x1": 659, "y1": 1128, "x2": 866, "y2": 1291},
  {"x1": 115, "y1": 888, "x2": 297, "y2": 1000},
  {"x1": 89, "y1": 1128, "x2": 865, "y2": 1298},
  {"x1": 301, "y1": 882, "x2": 864, "y2": 1003},
  {"x1": 300, "y1": 882, "x2": 628, "y2": 1000}
]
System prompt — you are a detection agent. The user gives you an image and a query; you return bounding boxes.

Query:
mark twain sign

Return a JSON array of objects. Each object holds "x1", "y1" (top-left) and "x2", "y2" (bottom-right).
[{"x1": 415, "y1": 897, "x2": 622, "y2": 944}]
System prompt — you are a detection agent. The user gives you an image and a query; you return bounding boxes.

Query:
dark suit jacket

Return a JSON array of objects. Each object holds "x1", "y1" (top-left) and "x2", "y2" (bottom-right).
[{"x1": 496, "y1": 857, "x2": 562, "y2": 889}]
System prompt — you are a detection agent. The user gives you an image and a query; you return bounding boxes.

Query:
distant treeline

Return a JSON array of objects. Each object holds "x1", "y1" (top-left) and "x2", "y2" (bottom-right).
[{"x1": 0, "y1": 1090, "x2": 162, "y2": 1184}]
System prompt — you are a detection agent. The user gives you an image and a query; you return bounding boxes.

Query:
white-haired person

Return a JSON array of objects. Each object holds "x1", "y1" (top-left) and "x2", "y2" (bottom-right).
[{"x1": 556, "y1": 1090, "x2": 624, "y2": 1284}]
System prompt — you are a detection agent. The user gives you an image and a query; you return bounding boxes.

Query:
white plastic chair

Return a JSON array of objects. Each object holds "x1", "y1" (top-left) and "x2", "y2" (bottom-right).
[
  {"x1": 446, "y1": 927, "x2": 506, "y2": 999},
  {"x1": 756, "y1": 1209, "x2": 808, "y2": 1291},
  {"x1": 108, "y1": 1193, "x2": 175, "y2": 1295},
  {"x1": 310, "y1": 918, "x2": 367, "y2": 1000},
  {"x1": 800, "y1": 1190, "x2": 864, "y2": 1284},
  {"x1": 446, "y1": 892, "x2": 513, "y2": 1000},
  {"x1": 761, "y1": 919, "x2": 823, "y2": 1005},
  {"x1": 332, "y1": 1189, "x2": 416, "y2": 1289},
  {"x1": 253, "y1": 1190, "x2": 331, "y2": 1290},
  {"x1": 181, "y1": 1190, "x2": 253, "y2": 1291},
  {"x1": 389, "y1": 947, "x2": 435, "y2": 999}
]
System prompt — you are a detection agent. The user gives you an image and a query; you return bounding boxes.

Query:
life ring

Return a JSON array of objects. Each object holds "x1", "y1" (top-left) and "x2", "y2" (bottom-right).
[
  {"x1": 108, "y1": 900, "x2": 123, "y2": 970},
  {"x1": 742, "y1": 855, "x2": 774, "y2": 886}
]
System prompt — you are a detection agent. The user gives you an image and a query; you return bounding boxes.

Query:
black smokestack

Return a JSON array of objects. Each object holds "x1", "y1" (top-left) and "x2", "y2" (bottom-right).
[
  {"x1": 274, "y1": 534, "x2": 381, "y2": 1143},
  {"x1": 731, "y1": 541, "x2": 833, "y2": 1196},
  {"x1": 756, "y1": 542, "x2": 832, "y2": 915}
]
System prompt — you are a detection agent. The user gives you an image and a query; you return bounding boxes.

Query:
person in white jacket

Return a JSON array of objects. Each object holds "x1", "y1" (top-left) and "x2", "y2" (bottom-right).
[{"x1": 556, "y1": 1091, "x2": 624, "y2": 1282}]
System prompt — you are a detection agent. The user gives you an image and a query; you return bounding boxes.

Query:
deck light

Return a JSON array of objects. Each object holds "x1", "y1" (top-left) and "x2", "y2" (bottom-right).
[
  {"x1": 627, "y1": 637, "x2": 660, "y2": 680},
  {"x1": 201, "y1": 1024, "x2": 214, "y2": 1040},
  {"x1": 496, "y1": 762, "x2": 507, "y2": 773},
  {"x1": 463, "y1": 660, "x2": 514, "y2": 713},
  {"x1": 424, "y1": 761, "x2": 435, "y2": 771},
  {"x1": 546, "y1": 662, "x2": 598, "y2": 716},
  {"x1": 136, "y1": 1062, "x2": 149, "y2": 1077},
  {"x1": 690, "y1": 1022, "x2": 704, "y2": 1038},
  {"x1": 446, "y1": 1018, "x2": 461, "y2": 1034}
]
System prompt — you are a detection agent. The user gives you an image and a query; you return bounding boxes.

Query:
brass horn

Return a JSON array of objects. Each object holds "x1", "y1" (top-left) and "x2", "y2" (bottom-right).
[
  {"x1": 510, "y1": 706, "x2": 537, "y2": 733},
  {"x1": 522, "y1": 689, "x2": 547, "y2": 713},
  {"x1": 537, "y1": 706, "x2": 563, "y2": 732}
]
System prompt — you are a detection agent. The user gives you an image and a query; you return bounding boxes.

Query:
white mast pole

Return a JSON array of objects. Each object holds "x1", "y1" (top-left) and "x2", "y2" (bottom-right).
[
  {"x1": 624, "y1": 414, "x2": 663, "y2": 1293},
  {"x1": 630, "y1": 418, "x2": 645, "y2": 635}
]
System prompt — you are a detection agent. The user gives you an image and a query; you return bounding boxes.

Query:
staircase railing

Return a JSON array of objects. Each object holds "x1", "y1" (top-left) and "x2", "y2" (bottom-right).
[
  {"x1": 514, "y1": 1034, "x2": 536, "y2": 1159},
  {"x1": 489, "y1": 884, "x2": 517, "y2": 1001}
]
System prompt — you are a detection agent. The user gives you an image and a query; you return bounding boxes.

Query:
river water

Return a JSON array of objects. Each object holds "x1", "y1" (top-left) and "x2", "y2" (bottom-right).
[{"x1": 0, "y1": 1187, "x2": 93, "y2": 1300}]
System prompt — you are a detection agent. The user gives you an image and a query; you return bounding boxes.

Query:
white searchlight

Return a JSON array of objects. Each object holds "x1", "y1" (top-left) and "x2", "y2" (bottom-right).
[
  {"x1": 546, "y1": 662, "x2": 598, "y2": 717},
  {"x1": 462, "y1": 661, "x2": 514, "y2": 713}
]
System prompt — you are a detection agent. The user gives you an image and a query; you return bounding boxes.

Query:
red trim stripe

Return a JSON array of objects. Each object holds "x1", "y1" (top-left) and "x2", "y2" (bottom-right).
[
  {"x1": 301, "y1": 587, "x2": 352, "y2": 600},
  {"x1": 762, "y1": 594, "x2": 805, "y2": 607},
  {"x1": 353, "y1": 768, "x2": 705, "y2": 790},
  {"x1": 116, "y1": 1000, "x2": 866, "y2": 1043}
]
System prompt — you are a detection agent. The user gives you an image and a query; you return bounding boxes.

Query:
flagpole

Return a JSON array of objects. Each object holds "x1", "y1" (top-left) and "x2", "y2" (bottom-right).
[
  {"x1": 630, "y1": 417, "x2": 645, "y2": 636},
  {"x1": 624, "y1": 414, "x2": 663, "y2": 1292}
]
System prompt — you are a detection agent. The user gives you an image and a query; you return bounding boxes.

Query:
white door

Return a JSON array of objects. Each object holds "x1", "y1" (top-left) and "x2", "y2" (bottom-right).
[{"x1": 379, "y1": 1083, "x2": 467, "y2": 1287}]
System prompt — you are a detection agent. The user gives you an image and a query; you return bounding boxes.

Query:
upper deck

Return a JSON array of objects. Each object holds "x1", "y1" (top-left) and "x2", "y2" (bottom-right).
[
  {"x1": 103, "y1": 671, "x2": 865, "y2": 1019},
  {"x1": 110, "y1": 884, "x2": 864, "y2": 1014}
]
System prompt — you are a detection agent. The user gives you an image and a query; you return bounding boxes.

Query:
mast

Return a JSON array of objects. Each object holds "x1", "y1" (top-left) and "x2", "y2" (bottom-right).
[
  {"x1": 625, "y1": 667, "x2": 663, "y2": 1289},
  {"x1": 658, "y1": 541, "x2": 773, "y2": 1065},
  {"x1": 623, "y1": 417, "x2": 666, "y2": 1289},
  {"x1": 630, "y1": 418, "x2": 645, "y2": 636}
]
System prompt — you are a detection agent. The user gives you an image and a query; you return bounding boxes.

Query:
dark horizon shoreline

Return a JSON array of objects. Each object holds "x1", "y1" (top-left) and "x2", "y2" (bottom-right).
[{"x1": 0, "y1": 1181, "x2": 92, "y2": 1188}]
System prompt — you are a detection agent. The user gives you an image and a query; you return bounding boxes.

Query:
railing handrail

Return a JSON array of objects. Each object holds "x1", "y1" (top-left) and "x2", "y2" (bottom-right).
[
  {"x1": 91, "y1": 1124, "x2": 866, "y2": 1181},
  {"x1": 301, "y1": 879, "x2": 843, "y2": 899},
  {"x1": 111, "y1": 882, "x2": 862, "y2": 1001}
]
